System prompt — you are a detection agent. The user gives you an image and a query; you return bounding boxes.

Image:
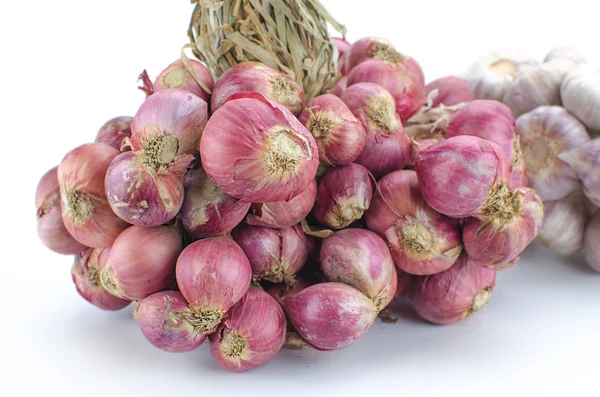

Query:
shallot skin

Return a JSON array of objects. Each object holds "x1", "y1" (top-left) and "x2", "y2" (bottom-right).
[
  {"x1": 312, "y1": 163, "x2": 374, "y2": 230},
  {"x1": 181, "y1": 167, "x2": 250, "y2": 239},
  {"x1": 154, "y1": 59, "x2": 214, "y2": 104},
  {"x1": 209, "y1": 289, "x2": 286, "y2": 372},
  {"x1": 558, "y1": 139, "x2": 600, "y2": 206},
  {"x1": 444, "y1": 100, "x2": 516, "y2": 145},
  {"x1": 36, "y1": 166, "x2": 87, "y2": 255},
  {"x1": 211, "y1": 62, "x2": 305, "y2": 115},
  {"x1": 101, "y1": 225, "x2": 182, "y2": 301},
  {"x1": 394, "y1": 269, "x2": 414, "y2": 300},
  {"x1": 332, "y1": 37, "x2": 351, "y2": 75},
  {"x1": 344, "y1": 37, "x2": 406, "y2": 73},
  {"x1": 95, "y1": 116, "x2": 133, "y2": 151},
  {"x1": 246, "y1": 179, "x2": 317, "y2": 229},
  {"x1": 72, "y1": 248, "x2": 130, "y2": 311},
  {"x1": 136, "y1": 291, "x2": 206, "y2": 353},
  {"x1": 425, "y1": 76, "x2": 474, "y2": 108},
  {"x1": 281, "y1": 283, "x2": 377, "y2": 351},
  {"x1": 410, "y1": 254, "x2": 496, "y2": 325},
  {"x1": 58, "y1": 143, "x2": 129, "y2": 248},
  {"x1": 584, "y1": 212, "x2": 600, "y2": 272},
  {"x1": 200, "y1": 93, "x2": 319, "y2": 203},
  {"x1": 365, "y1": 170, "x2": 463, "y2": 276},
  {"x1": 328, "y1": 76, "x2": 348, "y2": 97},
  {"x1": 320, "y1": 229, "x2": 397, "y2": 311},
  {"x1": 463, "y1": 188, "x2": 544, "y2": 269},
  {"x1": 413, "y1": 136, "x2": 508, "y2": 219}
]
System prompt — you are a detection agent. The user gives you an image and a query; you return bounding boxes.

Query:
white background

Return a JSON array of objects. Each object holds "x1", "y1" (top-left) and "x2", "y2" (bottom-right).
[{"x1": 1, "y1": 1, "x2": 600, "y2": 396}]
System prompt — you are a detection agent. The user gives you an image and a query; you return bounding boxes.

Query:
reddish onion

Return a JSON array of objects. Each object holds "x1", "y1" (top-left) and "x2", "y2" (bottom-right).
[
  {"x1": 281, "y1": 283, "x2": 377, "y2": 350},
  {"x1": 344, "y1": 37, "x2": 407, "y2": 73},
  {"x1": 347, "y1": 58, "x2": 426, "y2": 122},
  {"x1": 200, "y1": 93, "x2": 319, "y2": 203},
  {"x1": 312, "y1": 164, "x2": 374, "y2": 229},
  {"x1": 175, "y1": 236, "x2": 252, "y2": 335},
  {"x1": 154, "y1": 59, "x2": 214, "y2": 104},
  {"x1": 298, "y1": 94, "x2": 366, "y2": 166},
  {"x1": 210, "y1": 288, "x2": 286, "y2": 372},
  {"x1": 181, "y1": 167, "x2": 250, "y2": 239},
  {"x1": 130, "y1": 89, "x2": 208, "y2": 156},
  {"x1": 365, "y1": 170, "x2": 463, "y2": 275},
  {"x1": 444, "y1": 100, "x2": 516, "y2": 144},
  {"x1": 341, "y1": 83, "x2": 412, "y2": 176},
  {"x1": 332, "y1": 37, "x2": 351, "y2": 75},
  {"x1": 71, "y1": 248, "x2": 130, "y2": 311},
  {"x1": 410, "y1": 253, "x2": 496, "y2": 325},
  {"x1": 36, "y1": 166, "x2": 86, "y2": 255},
  {"x1": 135, "y1": 291, "x2": 206, "y2": 353},
  {"x1": 211, "y1": 62, "x2": 305, "y2": 115},
  {"x1": 95, "y1": 116, "x2": 133, "y2": 151},
  {"x1": 58, "y1": 143, "x2": 128, "y2": 248},
  {"x1": 425, "y1": 76, "x2": 474, "y2": 108},
  {"x1": 414, "y1": 136, "x2": 511, "y2": 219},
  {"x1": 463, "y1": 188, "x2": 544, "y2": 269},
  {"x1": 328, "y1": 76, "x2": 348, "y2": 97},
  {"x1": 232, "y1": 224, "x2": 313, "y2": 284},
  {"x1": 246, "y1": 179, "x2": 317, "y2": 229},
  {"x1": 105, "y1": 151, "x2": 193, "y2": 227},
  {"x1": 320, "y1": 229, "x2": 397, "y2": 311},
  {"x1": 100, "y1": 225, "x2": 182, "y2": 301},
  {"x1": 394, "y1": 269, "x2": 414, "y2": 300}
]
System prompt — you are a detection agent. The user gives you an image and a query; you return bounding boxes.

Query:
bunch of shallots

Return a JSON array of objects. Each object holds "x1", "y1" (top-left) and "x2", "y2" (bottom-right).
[{"x1": 36, "y1": 35, "x2": 547, "y2": 374}]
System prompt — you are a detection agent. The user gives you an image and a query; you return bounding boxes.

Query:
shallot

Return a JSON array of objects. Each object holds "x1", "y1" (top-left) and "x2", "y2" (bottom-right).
[
  {"x1": 95, "y1": 116, "x2": 132, "y2": 151},
  {"x1": 154, "y1": 59, "x2": 214, "y2": 103}
]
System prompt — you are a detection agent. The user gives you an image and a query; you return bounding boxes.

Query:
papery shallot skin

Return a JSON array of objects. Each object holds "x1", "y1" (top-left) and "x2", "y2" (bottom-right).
[
  {"x1": 584, "y1": 212, "x2": 600, "y2": 272},
  {"x1": 232, "y1": 224, "x2": 313, "y2": 284},
  {"x1": 105, "y1": 151, "x2": 193, "y2": 227},
  {"x1": 101, "y1": 225, "x2": 182, "y2": 301},
  {"x1": 425, "y1": 76, "x2": 474, "y2": 108},
  {"x1": 341, "y1": 83, "x2": 412, "y2": 176},
  {"x1": 463, "y1": 188, "x2": 544, "y2": 269},
  {"x1": 365, "y1": 170, "x2": 462, "y2": 275},
  {"x1": 344, "y1": 37, "x2": 412, "y2": 74},
  {"x1": 312, "y1": 164, "x2": 374, "y2": 230},
  {"x1": 136, "y1": 291, "x2": 206, "y2": 353},
  {"x1": 444, "y1": 100, "x2": 516, "y2": 144},
  {"x1": 516, "y1": 106, "x2": 590, "y2": 201},
  {"x1": 410, "y1": 253, "x2": 496, "y2": 325},
  {"x1": 320, "y1": 229, "x2": 397, "y2": 310},
  {"x1": 95, "y1": 116, "x2": 133, "y2": 151},
  {"x1": 58, "y1": 143, "x2": 129, "y2": 248},
  {"x1": 209, "y1": 289, "x2": 286, "y2": 372},
  {"x1": 72, "y1": 248, "x2": 130, "y2": 311},
  {"x1": 347, "y1": 58, "x2": 426, "y2": 123},
  {"x1": 200, "y1": 93, "x2": 319, "y2": 203},
  {"x1": 130, "y1": 89, "x2": 208, "y2": 156},
  {"x1": 298, "y1": 94, "x2": 365, "y2": 166},
  {"x1": 175, "y1": 236, "x2": 252, "y2": 334},
  {"x1": 154, "y1": 59, "x2": 214, "y2": 104},
  {"x1": 558, "y1": 139, "x2": 600, "y2": 206},
  {"x1": 328, "y1": 76, "x2": 348, "y2": 97},
  {"x1": 332, "y1": 37, "x2": 351, "y2": 75},
  {"x1": 281, "y1": 283, "x2": 378, "y2": 351},
  {"x1": 211, "y1": 62, "x2": 305, "y2": 115},
  {"x1": 36, "y1": 166, "x2": 87, "y2": 255},
  {"x1": 394, "y1": 269, "x2": 414, "y2": 300},
  {"x1": 413, "y1": 136, "x2": 508, "y2": 219},
  {"x1": 246, "y1": 179, "x2": 317, "y2": 229},
  {"x1": 181, "y1": 167, "x2": 250, "y2": 239}
]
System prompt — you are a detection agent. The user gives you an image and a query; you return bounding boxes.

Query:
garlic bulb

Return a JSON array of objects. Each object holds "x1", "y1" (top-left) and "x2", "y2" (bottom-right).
[
  {"x1": 544, "y1": 47, "x2": 586, "y2": 65},
  {"x1": 584, "y1": 211, "x2": 600, "y2": 272},
  {"x1": 503, "y1": 59, "x2": 575, "y2": 117},
  {"x1": 463, "y1": 50, "x2": 538, "y2": 101},
  {"x1": 561, "y1": 64, "x2": 600, "y2": 131},
  {"x1": 516, "y1": 106, "x2": 590, "y2": 201},
  {"x1": 558, "y1": 138, "x2": 600, "y2": 206},
  {"x1": 538, "y1": 190, "x2": 588, "y2": 256}
]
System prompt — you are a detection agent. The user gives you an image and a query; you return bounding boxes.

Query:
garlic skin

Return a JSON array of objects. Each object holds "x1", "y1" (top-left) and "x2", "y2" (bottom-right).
[
  {"x1": 558, "y1": 139, "x2": 600, "y2": 206},
  {"x1": 538, "y1": 190, "x2": 587, "y2": 255},
  {"x1": 561, "y1": 64, "x2": 600, "y2": 131},
  {"x1": 544, "y1": 47, "x2": 586, "y2": 65},
  {"x1": 584, "y1": 211, "x2": 600, "y2": 272},
  {"x1": 503, "y1": 59, "x2": 576, "y2": 117},
  {"x1": 516, "y1": 106, "x2": 590, "y2": 201},
  {"x1": 463, "y1": 50, "x2": 538, "y2": 101}
]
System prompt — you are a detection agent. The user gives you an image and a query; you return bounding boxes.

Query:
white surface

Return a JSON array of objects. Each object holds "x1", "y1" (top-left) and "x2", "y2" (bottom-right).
[{"x1": 2, "y1": 0, "x2": 600, "y2": 396}]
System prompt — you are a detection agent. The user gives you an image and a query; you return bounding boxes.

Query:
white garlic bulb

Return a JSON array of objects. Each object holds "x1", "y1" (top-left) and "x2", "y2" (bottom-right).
[
  {"x1": 503, "y1": 59, "x2": 576, "y2": 117},
  {"x1": 561, "y1": 64, "x2": 600, "y2": 131},
  {"x1": 584, "y1": 211, "x2": 600, "y2": 272},
  {"x1": 516, "y1": 106, "x2": 590, "y2": 201},
  {"x1": 544, "y1": 46, "x2": 586, "y2": 65},
  {"x1": 463, "y1": 50, "x2": 538, "y2": 101},
  {"x1": 538, "y1": 190, "x2": 588, "y2": 256},
  {"x1": 558, "y1": 138, "x2": 600, "y2": 206}
]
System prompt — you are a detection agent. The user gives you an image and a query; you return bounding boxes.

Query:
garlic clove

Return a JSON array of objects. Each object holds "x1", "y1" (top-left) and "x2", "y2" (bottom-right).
[
  {"x1": 544, "y1": 46, "x2": 586, "y2": 65},
  {"x1": 558, "y1": 139, "x2": 600, "y2": 206},
  {"x1": 561, "y1": 64, "x2": 600, "y2": 131}
]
